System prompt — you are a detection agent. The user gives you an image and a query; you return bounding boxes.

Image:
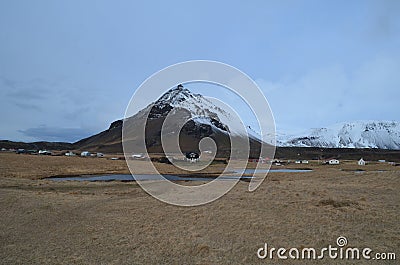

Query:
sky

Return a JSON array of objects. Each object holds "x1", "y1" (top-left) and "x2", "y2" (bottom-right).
[{"x1": 0, "y1": 0, "x2": 399, "y2": 142}]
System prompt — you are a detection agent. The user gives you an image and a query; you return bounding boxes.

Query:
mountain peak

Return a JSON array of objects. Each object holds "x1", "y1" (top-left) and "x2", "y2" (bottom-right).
[
  {"x1": 143, "y1": 84, "x2": 255, "y2": 136},
  {"x1": 169, "y1": 84, "x2": 186, "y2": 93},
  {"x1": 156, "y1": 84, "x2": 194, "y2": 107}
]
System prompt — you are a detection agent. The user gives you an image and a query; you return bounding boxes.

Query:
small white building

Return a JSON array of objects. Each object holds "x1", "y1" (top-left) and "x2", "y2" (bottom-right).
[
  {"x1": 81, "y1": 151, "x2": 91, "y2": 157},
  {"x1": 38, "y1": 150, "x2": 52, "y2": 155},
  {"x1": 65, "y1": 151, "x2": 75, "y2": 156},
  {"x1": 132, "y1": 153, "x2": 145, "y2": 159},
  {"x1": 96, "y1": 153, "x2": 104, "y2": 157},
  {"x1": 295, "y1": 160, "x2": 309, "y2": 164},
  {"x1": 358, "y1": 158, "x2": 366, "y2": 166},
  {"x1": 328, "y1": 159, "x2": 340, "y2": 165}
]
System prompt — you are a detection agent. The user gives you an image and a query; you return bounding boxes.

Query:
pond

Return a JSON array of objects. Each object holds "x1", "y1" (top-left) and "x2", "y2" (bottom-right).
[
  {"x1": 48, "y1": 174, "x2": 252, "y2": 182},
  {"x1": 237, "y1": 169, "x2": 312, "y2": 174},
  {"x1": 47, "y1": 169, "x2": 312, "y2": 182}
]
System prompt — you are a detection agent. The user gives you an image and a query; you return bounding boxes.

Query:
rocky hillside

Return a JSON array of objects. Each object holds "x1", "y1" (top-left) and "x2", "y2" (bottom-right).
[{"x1": 74, "y1": 84, "x2": 267, "y2": 157}]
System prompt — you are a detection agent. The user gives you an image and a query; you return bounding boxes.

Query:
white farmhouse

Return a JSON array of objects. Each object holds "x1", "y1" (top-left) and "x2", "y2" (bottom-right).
[
  {"x1": 132, "y1": 153, "x2": 145, "y2": 159},
  {"x1": 295, "y1": 160, "x2": 309, "y2": 164},
  {"x1": 358, "y1": 158, "x2": 366, "y2": 166},
  {"x1": 328, "y1": 159, "x2": 340, "y2": 165},
  {"x1": 81, "y1": 151, "x2": 91, "y2": 157},
  {"x1": 38, "y1": 150, "x2": 52, "y2": 155}
]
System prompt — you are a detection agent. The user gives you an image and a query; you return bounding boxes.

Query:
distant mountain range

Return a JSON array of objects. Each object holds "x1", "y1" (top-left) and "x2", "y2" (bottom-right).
[
  {"x1": 1, "y1": 86, "x2": 399, "y2": 156},
  {"x1": 277, "y1": 121, "x2": 400, "y2": 150}
]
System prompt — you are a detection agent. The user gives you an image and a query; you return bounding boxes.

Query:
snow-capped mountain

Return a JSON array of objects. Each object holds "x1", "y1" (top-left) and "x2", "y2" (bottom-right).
[
  {"x1": 119, "y1": 84, "x2": 267, "y2": 156},
  {"x1": 278, "y1": 121, "x2": 400, "y2": 150},
  {"x1": 135, "y1": 84, "x2": 249, "y2": 136}
]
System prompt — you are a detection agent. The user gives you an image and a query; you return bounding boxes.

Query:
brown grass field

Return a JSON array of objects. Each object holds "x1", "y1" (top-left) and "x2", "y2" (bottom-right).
[{"x1": 0, "y1": 152, "x2": 399, "y2": 264}]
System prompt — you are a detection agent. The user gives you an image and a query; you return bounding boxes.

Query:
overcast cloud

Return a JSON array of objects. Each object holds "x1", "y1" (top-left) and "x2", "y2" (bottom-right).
[{"x1": 0, "y1": 0, "x2": 399, "y2": 142}]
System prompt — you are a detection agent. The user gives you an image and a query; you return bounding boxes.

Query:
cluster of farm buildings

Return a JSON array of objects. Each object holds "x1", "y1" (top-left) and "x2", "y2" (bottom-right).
[
  {"x1": 1, "y1": 147, "x2": 398, "y2": 166},
  {"x1": 0, "y1": 148, "x2": 113, "y2": 159},
  {"x1": 249, "y1": 156, "x2": 396, "y2": 166}
]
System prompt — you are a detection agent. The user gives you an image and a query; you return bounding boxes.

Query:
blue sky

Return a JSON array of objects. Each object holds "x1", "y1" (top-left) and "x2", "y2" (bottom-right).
[{"x1": 0, "y1": 0, "x2": 399, "y2": 142}]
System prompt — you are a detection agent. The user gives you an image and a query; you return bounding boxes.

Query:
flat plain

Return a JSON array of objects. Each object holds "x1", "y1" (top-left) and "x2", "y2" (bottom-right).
[{"x1": 0, "y1": 152, "x2": 399, "y2": 264}]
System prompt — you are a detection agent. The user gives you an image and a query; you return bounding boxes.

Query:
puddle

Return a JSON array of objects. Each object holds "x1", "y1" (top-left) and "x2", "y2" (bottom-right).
[{"x1": 47, "y1": 168, "x2": 312, "y2": 182}]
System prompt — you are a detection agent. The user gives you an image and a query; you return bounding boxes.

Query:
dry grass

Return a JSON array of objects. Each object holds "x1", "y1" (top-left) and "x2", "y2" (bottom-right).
[
  {"x1": 0, "y1": 152, "x2": 399, "y2": 264},
  {"x1": 0, "y1": 153, "x2": 236, "y2": 179},
  {"x1": 0, "y1": 152, "x2": 130, "y2": 179},
  {"x1": 318, "y1": 198, "x2": 361, "y2": 209}
]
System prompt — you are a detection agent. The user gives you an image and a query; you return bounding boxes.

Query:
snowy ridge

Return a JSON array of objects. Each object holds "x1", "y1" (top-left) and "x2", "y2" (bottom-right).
[
  {"x1": 278, "y1": 121, "x2": 400, "y2": 150},
  {"x1": 152, "y1": 85, "x2": 248, "y2": 136}
]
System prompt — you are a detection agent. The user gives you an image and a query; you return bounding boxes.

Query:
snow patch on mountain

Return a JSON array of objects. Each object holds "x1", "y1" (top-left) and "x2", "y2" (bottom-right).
[{"x1": 152, "y1": 85, "x2": 249, "y2": 136}]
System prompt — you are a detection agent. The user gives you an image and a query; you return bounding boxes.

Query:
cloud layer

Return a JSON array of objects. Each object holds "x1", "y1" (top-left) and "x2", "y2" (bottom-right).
[{"x1": 0, "y1": 1, "x2": 399, "y2": 141}]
